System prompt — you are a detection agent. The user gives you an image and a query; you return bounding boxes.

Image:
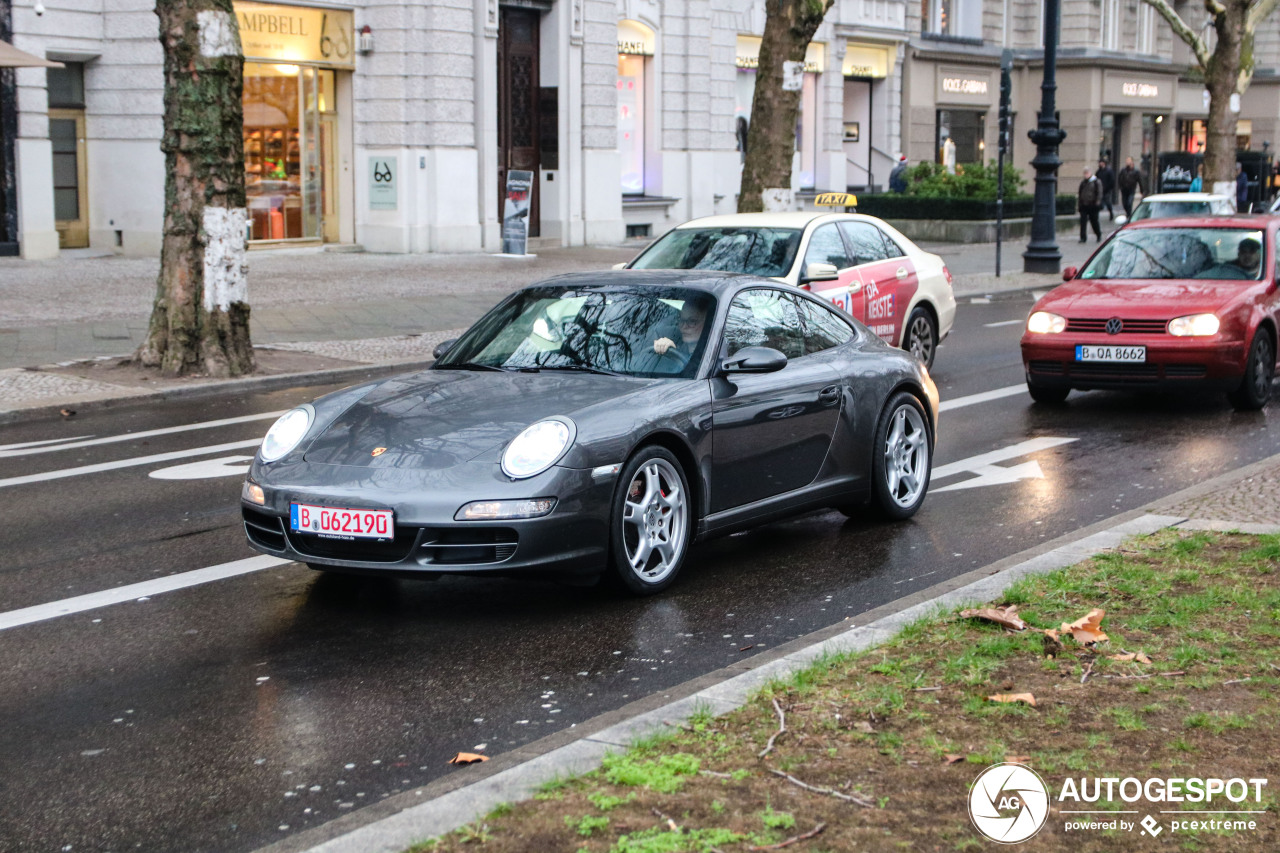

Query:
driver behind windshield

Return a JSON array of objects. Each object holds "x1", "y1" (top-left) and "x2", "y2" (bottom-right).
[
  {"x1": 653, "y1": 299, "x2": 709, "y2": 361},
  {"x1": 1234, "y1": 237, "x2": 1262, "y2": 277}
]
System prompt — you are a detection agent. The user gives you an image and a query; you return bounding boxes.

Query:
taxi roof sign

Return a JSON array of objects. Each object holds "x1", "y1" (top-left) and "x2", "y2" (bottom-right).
[{"x1": 814, "y1": 192, "x2": 858, "y2": 208}]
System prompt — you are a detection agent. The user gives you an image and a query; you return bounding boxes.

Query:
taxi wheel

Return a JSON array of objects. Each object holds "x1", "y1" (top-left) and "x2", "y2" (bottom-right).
[
  {"x1": 869, "y1": 392, "x2": 931, "y2": 521},
  {"x1": 904, "y1": 307, "x2": 938, "y2": 369},
  {"x1": 1227, "y1": 331, "x2": 1275, "y2": 411},
  {"x1": 607, "y1": 446, "x2": 692, "y2": 595},
  {"x1": 1027, "y1": 382, "x2": 1070, "y2": 404}
]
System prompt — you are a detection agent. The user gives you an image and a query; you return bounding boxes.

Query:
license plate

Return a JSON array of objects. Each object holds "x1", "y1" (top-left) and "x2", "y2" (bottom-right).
[
  {"x1": 1075, "y1": 344, "x2": 1146, "y2": 363},
  {"x1": 290, "y1": 503, "x2": 393, "y2": 540}
]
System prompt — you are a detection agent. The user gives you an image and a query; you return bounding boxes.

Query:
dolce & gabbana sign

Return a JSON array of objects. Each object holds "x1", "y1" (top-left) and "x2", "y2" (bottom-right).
[
  {"x1": 935, "y1": 66, "x2": 994, "y2": 105},
  {"x1": 1103, "y1": 71, "x2": 1174, "y2": 107}
]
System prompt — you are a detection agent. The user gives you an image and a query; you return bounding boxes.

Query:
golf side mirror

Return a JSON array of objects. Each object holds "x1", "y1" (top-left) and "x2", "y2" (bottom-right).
[{"x1": 1062, "y1": 266, "x2": 1078, "y2": 282}]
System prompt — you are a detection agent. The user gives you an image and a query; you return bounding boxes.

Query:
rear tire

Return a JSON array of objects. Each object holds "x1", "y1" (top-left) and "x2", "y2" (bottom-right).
[
  {"x1": 607, "y1": 447, "x2": 693, "y2": 595},
  {"x1": 870, "y1": 392, "x2": 932, "y2": 520},
  {"x1": 904, "y1": 307, "x2": 938, "y2": 369},
  {"x1": 1027, "y1": 382, "x2": 1070, "y2": 404},
  {"x1": 1227, "y1": 331, "x2": 1275, "y2": 411}
]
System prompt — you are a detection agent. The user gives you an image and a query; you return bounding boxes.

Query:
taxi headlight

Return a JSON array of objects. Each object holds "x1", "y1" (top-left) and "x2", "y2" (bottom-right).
[
  {"x1": 1168, "y1": 313, "x2": 1220, "y2": 337},
  {"x1": 501, "y1": 418, "x2": 575, "y2": 479},
  {"x1": 1027, "y1": 311, "x2": 1067, "y2": 334},
  {"x1": 260, "y1": 405, "x2": 314, "y2": 463}
]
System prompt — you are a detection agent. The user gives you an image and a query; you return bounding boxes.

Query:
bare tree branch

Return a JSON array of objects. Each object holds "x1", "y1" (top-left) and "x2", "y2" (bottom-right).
[
  {"x1": 1142, "y1": 0, "x2": 1211, "y2": 67},
  {"x1": 1247, "y1": 0, "x2": 1280, "y2": 32}
]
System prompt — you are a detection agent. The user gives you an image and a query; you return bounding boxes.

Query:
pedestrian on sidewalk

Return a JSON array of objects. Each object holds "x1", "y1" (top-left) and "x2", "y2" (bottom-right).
[
  {"x1": 1118, "y1": 157, "x2": 1141, "y2": 218},
  {"x1": 1236, "y1": 163, "x2": 1250, "y2": 212},
  {"x1": 1096, "y1": 159, "x2": 1116, "y2": 221},
  {"x1": 1078, "y1": 168, "x2": 1103, "y2": 243},
  {"x1": 889, "y1": 155, "x2": 909, "y2": 193}
]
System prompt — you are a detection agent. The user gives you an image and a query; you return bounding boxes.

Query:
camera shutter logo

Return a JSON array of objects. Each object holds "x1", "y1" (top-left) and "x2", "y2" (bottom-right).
[{"x1": 969, "y1": 763, "x2": 1050, "y2": 844}]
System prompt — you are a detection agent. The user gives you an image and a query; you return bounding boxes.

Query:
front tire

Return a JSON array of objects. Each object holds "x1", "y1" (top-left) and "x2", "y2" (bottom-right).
[
  {"x1": 904, "y1": 307, "x2": 938, "y2": 369},
  {"x1": 870, "y1": 392, "x2": 932, "y2": 520},
  {"x1": 1027, "y1": 381, "x2": 1070, "y2": 404},
  {"x1": 1227, "y1": 330, "x2": 1275, "y2": 411},
  {"x1": 608, "y1": 447, "x2": 693, "y2": 595}
]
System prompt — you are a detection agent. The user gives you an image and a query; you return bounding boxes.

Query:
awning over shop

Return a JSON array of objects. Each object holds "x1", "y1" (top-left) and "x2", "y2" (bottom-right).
[{"x1": 0, "y1": 40, "x2": 63, "y2": 68}]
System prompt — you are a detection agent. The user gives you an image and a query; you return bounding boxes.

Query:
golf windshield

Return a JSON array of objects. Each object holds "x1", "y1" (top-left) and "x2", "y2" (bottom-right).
[
  {"x1": 1079, "y1": 228, "x2": 1266, "y2": 281},
  {"x1": 629, "y1": 227, "x2": 802, "y2": 278},
  {"x1": 435, "y1": 286, "x2": 718, "y2": 379}
]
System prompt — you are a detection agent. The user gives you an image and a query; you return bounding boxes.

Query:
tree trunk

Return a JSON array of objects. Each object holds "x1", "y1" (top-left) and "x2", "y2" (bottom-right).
[
  {"x1": 737, "y1": 0, "x2": 833, "y2": 213},
  {"x1": 139, "y1": 0, "x2": 253, "y2": 377},
  {"x1": 1204, "y1": 0, "x2": 1248, "y2": 199}
]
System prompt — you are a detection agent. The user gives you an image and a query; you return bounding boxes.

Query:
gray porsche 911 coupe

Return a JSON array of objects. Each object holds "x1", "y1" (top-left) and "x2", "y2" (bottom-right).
[{"x1": 242, "y1": 270, "x2": 939, "y2": 595}]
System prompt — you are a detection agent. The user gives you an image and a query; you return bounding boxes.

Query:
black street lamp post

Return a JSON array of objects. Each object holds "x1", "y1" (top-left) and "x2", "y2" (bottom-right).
[{"x1": 1022, "y1": 0, "x2": 1066, "y2": 273}]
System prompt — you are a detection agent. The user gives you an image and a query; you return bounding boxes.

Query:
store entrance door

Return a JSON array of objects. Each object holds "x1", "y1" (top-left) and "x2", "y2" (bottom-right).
[
  {"x1": 498, "y1": 6, "x2": 540, "y2": 237},
  {"x1": 320, "y1": 114, "x2": 339, "y2": 243},
  {"x1": 49, "y1": 109, "x2": 88, "y2": 249}
]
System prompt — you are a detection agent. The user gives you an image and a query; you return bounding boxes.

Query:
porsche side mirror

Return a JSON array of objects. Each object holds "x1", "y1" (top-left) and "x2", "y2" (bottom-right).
[
  {"x1": 433, "y1": 338, "x2": 458, "y2": 360},
  {"x1": 800, "y1": 262, "x2": 839, "y2": 284},
  {"x1": 611, "y1": 262, "x2": 628, "y2": 270},
  {"x1": 1062, "y1": 266, "x2": 1078, "y2": 282},
  {"x1": 720, "y1": 346, "x2": 788, "y2": 374}
]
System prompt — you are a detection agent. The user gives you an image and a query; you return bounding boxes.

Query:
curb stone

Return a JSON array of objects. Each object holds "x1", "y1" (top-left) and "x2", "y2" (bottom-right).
[{"x1": 242, "y1": 451, "x2": 1280, "y2": 853}]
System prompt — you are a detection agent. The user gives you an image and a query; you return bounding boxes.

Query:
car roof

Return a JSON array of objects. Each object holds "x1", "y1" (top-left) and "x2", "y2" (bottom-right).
[
  {"x1": 1123, "y1": 213, "x2": 1273, "y2": 229},
  {"x1": 528, "y1": 268, "x2": 778, "y2": 294},
  {"x1": 1138, "y1": 193, "x2": 1232, "y2": 203},
  {"x1": 668, "y1": 211, "x2": 867, "y2": 229}
]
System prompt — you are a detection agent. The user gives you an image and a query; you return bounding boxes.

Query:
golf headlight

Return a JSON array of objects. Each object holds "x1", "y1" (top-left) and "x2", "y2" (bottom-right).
[
  {"x1": 502, "y1": 418, "x2": 575, "y2": 479},
  {"x1": 1168, "y1": 313, "x2": 1220, "y2": 337},
  {"x1": 260, "y1": 405, "x2": 314, "y2": 463},
  {"x1": 1027, "y1": 311, "x2": 1067, "y2": 334}
]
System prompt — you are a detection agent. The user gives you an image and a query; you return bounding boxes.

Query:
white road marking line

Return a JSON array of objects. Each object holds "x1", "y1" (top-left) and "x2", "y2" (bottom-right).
[
  {"x1": 0, "y1": 411, "x2": 285, "y2": 458},
  {"x1": 149, "y1": 455, "x2": 255, "y2": 480},
  {"x1": 932, "y1": 436, "x2": 1078, "y2": 483},
  {"x1": 938, "y1": 384, "x2": 1025, "y2": 411},
  {"x1": 983, "y1": 319, "x2": 1024, "y2": 328},
  {"x1": 0, "y1": 555, "x2": 291, "y2": 631},
  {"x1": 0, "y1": 438, "x2": 263, "y2": 489},
  {"x1": 0, "y1": 435, "x2": 94, "y2": 452}
]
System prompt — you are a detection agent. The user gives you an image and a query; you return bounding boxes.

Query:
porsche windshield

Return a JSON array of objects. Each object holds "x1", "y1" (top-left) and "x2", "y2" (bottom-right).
[
  {"x1": 1080, "y1": 228, "x2": 1266, "y2": 281},
  {"x1": 436, "y1": 286, "x2": 718, "y2": 379},
  {"x1": 629, "y1": 227, "x2": 802, "y2": 278}
]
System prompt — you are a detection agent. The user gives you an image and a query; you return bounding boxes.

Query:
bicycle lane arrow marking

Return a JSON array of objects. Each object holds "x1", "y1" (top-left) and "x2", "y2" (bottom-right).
[{"x1": 930, "y1": 437, "x2": 1077, "y2": 493}]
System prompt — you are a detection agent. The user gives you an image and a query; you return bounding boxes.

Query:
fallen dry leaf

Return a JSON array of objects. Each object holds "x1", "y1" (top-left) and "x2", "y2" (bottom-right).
[
  {"x1": 1108, "y1": 652, "x2": 1152, "y2": 664},
  {"x1": 1061, "y1": 609, "x2": 1108, "y2": 645},
  {"x1": 987, "y1": 693, "x2": 1037, "y2": 707},
  {"x1": 60, "y1": 409, "x2": 76, "y2": 417},
  {"x1": 943, "y1": 754, "x2": 965, "y2": 765},
  {"x1": 448, "y1": 752, "x2": 489, "y2": 765},
  {"x1": 960, "y1": 605, "x2": 1027, "y2": 631}
]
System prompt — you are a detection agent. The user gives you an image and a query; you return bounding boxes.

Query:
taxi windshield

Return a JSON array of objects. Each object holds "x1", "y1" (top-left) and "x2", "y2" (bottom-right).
[
  {"x1": 1080, "y1": 228, "x2": 1266, "y2": 281},
  {"x1": 436, "y1": 285, "x2": 718, "y2": 379},
  {"x1": 630, "y1": 227, "x2": 802, "y2": 278}
]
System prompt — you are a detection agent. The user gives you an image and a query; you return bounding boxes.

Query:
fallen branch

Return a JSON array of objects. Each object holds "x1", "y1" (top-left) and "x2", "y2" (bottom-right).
[
  {"x1": 1080, "y1": 661, "x2": 1094, "y2": 684},
  {"x1": 651, "y1": 806, "x2": 680, "y2": 833},
  {"x1": 768, "y1": 768, "x2": 874, "y2": 807},
  {"x1": 760, "y1": 698, "x2": 787, "y2": 758},
  {"x1": 747, "y1": 822, "x2": 827, "y2": 850},
  {"x1": 1101, "y1": 670, "x2": 1186, "y2": 680},
  {"x1": 1223, "y1": 677, "x2": 1252, "y2": 686},
  {"x1": 913, "y1": 686, "x2": 942, "y2": 692},
  {"x1": 699, "y1": 769, "x2": 734, "y2": 779},
  {"x1": 1269, "y1": 663, "x2": 1280, "y2": 674}
]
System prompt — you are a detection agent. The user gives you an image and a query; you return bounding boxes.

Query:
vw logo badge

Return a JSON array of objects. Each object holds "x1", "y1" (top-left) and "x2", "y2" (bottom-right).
[{"x1": 1105, "y1": 317, "x2": 1123, "y2": 335}]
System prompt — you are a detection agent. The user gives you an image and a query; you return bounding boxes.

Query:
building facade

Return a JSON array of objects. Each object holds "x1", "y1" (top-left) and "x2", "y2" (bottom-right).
[{"x1": 1, "y1": 0, "x2": 912, "y2": 259}]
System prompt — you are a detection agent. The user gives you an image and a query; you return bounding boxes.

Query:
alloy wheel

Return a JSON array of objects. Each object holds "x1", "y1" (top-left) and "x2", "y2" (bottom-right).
[{"x1": 621, "y1": 457, "x2": 687, "y2": 584}]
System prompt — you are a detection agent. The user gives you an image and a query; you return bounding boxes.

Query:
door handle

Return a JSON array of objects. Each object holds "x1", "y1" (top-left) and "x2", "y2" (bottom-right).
[
  {"x1": 818, "y1": 385, "x2": 842, "y2": 404},
  {"x1": 848, "y1": 282, "x2": 862, "y2": 292},
  {"x1": 896, "y1": 267, "x2": 909, "y2": 279}
]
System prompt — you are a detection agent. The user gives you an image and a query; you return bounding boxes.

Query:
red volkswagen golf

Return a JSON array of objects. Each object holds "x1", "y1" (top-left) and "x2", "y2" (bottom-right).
[{"x1": 1021, "y1": 216, "x2": 1280, "y2": 410}]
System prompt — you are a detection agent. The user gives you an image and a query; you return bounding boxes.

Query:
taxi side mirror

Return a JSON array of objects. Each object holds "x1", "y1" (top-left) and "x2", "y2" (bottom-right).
[{"x1": 800, "y1": 262, "x2": 839, "y2": 284}]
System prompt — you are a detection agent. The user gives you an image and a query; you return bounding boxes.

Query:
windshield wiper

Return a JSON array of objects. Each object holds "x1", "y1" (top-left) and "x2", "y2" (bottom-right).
[
  {"x1": 539, "y1": 363, "x2": 627, "y2": 377},
  {"x1": 437, "y1": 361, "x2": 506, "y2": 372}
]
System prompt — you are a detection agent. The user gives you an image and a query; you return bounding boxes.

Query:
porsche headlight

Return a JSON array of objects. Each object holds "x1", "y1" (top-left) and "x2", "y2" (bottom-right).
[
  {"x1": 260, "y1": 405, "x2": 314, "y2": 463},
  {"x1": 1027, "y1": 311, "x2": 1067, "y2": 334},
  {"x1": 501, "y1": 418, "x2": 575, "y2": 479},
  {"x1": 1168, "y1": 313, "x2": 1220, "y2": 337}
]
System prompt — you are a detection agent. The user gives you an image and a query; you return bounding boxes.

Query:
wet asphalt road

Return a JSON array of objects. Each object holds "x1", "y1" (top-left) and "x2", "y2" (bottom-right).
[{"x1": 1, "y1": 293, "x2": 1277, "y2": 853}]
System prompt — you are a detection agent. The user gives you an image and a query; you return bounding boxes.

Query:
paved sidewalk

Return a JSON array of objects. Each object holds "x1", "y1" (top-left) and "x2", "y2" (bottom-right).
[{"x1": 0, "y1": 228, "x2": 1116, "y2": 418}]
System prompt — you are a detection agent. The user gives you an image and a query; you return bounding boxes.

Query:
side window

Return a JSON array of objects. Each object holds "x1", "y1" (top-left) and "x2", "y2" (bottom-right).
[
  {"x1": 795, "y1": 297, "x2": 856, "y2": 354},
  {"x1": 879, "y1": 228, "x2": 906, "y2": 259},
  {"x1": 838, "y1": 221, "x2": 890, "y2": 265},
  {"x1": 723, "y1": 289, "x2": 805, "y2": 360},
  {"x1": 802, "y1": 223, "x2": 852, "y2": 271}
]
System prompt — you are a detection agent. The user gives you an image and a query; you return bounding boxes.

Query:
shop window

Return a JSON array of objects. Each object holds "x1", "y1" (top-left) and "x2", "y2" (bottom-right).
[
  {"x1": 243, "y1": 62, "x2": 323, "y2": 241},
  {"x1": 735, "y1": 35, "x2": 824, "y2": 189},
  {"x1": 922, "y1": 0, "x2": 980, "y2": 39},
  {"x1": 618, "y1": 20, "x2": 654, "y2": 195},
  {"x1": 936, "y1": 110, "x2": 985, "y2": 166}
]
